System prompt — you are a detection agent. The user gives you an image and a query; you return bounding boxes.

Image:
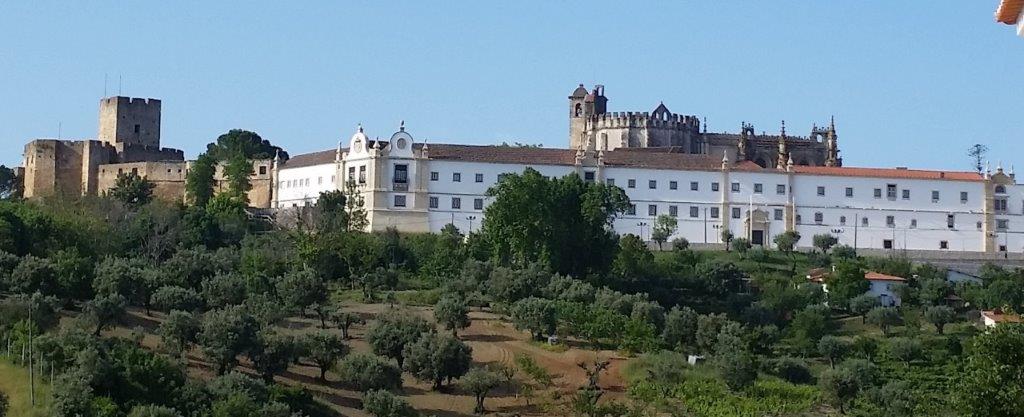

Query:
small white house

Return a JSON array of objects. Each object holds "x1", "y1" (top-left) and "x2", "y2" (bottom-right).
[
  {"x1": 808, "y1": 269, "x2": 905, "y2": 307},
  {"x1": 981, "y1": 309, "x2": 1022, "y2": 328},
  {"x1": 864, "y1": 272, "x2": 905, "y2": 307}
]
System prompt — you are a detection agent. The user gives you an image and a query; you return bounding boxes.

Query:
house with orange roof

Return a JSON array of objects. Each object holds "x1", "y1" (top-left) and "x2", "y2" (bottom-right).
[
  {"x1": 981, "y1": 308, "x2": 1023, "y2": 327},
  {"x1": 809, "y1": 268, "x2": 906, "y2": 307}
]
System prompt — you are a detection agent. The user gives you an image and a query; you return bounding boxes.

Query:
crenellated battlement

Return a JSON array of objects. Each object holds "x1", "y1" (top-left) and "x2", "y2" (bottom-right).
[{"x1": 588, "y1": 111, "x2": 701, "y2": 130}]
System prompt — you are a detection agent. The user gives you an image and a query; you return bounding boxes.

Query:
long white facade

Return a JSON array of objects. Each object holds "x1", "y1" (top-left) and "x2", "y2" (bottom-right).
[{"x1": 272, "y1": 125, "x2": 1024, "y2": 254}]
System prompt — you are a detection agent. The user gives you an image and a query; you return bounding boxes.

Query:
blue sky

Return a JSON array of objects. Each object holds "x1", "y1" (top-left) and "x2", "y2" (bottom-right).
[{"x1": 1, "y1": 1, "x2": 1021, "y2": 171}]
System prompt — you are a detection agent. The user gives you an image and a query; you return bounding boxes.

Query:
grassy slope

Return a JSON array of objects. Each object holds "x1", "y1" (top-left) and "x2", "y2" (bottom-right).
[{"x1": 0, "y1": 360, "x2": 50, "y2": 417}]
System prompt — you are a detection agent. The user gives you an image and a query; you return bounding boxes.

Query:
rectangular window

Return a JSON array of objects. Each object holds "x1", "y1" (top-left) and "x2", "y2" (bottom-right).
[
  {"x1": 995, "y1": 198, "x2": 1008, "y2": 212},
  {"x1": 940, "y1": 241, "x2": 949, "y2": 249},
  {"x1": 1000, "y1": 245, "x2": 1008, "y2": 252},
  {"x1": 776, "y1": 184, "x2": 786, "y2": 195},
  {"x1": 584, "y1": 171, "x2": 595, "y2": 182},
  {"x1": 840, "y1": 215, "x2": 847, "y2": 225},
  {"x1": 428, "y1": 196, "x2": 438, "y2": 209},
  {"x1": 134, "y1": 124, "x2": 141, "y2": 133},
  {"x1": 712, "y1": 182, "x2": 720, "y2": 192},
  {"x1": 862, "y1": 217, "x2": 869, "y2": 226},
  {"x1": 814, "y1": 212, "x2": 823, "y2": 224},
  {"x1": 393, "y1": 164, "x2": 409, "y2": 183},
  {"x1": 628, "y1": 179, "x2": 636, "y2": 189},
  {"x1": 259, "y1": 166, "x2": 267, "y2": 175},
  {"x1": 874, "y1": 188, "x2": 882, "y2": 198},
  {"x1": 731, "y1": 182, "x2": 740, "y2": 192},
  {"x1": 394, "y1": 195, "x2": 406, "y2": 207},
  {"x1": 931, "y1": 190, "x2": 940, "y2": 202},
  {"x1": 451, "y1": 197, "x2": 461, "y2": 209},
  {"x1": 475, "y1": 173, "x2": 484, "y2": 183},
  {"x1": 317, "y1": 176, "x2": 323, "y2": 185},
  {"x1": 883, "y1": 239, "x2": 893, "y2": 250},
  {"x1": 732, "y1": 207, "x2": 741, "y2": 219},
  {"x1": 817, "y1": 186, "x2": 825, "y2": 196},
  {"x1": 648, "y1": 205, "x2": 657, "y2": 216},
  {"x1": 886, "y1": 215, "x2": 895, "y2": 227},
  {"x1": 690, "y1": 182, "x2": 699, "y2": 191},
  {"x1": 910, "y1": 219, "x2": 917, "y2": 228},
  {"x1": 710, "y1": 207, "x2": 720, "y2": 219},
  {"x1": 474, "y1": 198, "x2": 484, "y2": 210},
  {"x1": 689, "y1": 206, "x2": 699, "y2": 218},
  {"x1": 649, "y1": 180, "x2": 657, "y2": 189},
  {"x1": 947, "y1": 214, "x2": 955, "y2": 229},
  {"x1": 627, "y1": 204, "x2": 636, "y2": 215},
  {"x1": 669, "y1": 205, "x2": 678, "y2": 217},
  {"x1": 977, "y1": 221, "x2": 983, "y2": 230},
  {"x1": 886, "y1": 184, "x2": 897, "y2": 199},
  {"x1": 774, "y1": 209, "x2": 783, "y2": 220},
  {"x1": 961, "y1": 191, "x2": 968, "y2": 203},
  {"x1": 997, "y1": 219, "x2": 1009, "y2": 230},
  {"x1": 845, "y1": 187, "x2": 854, "y2": 197},
  {"x1": 754, "y1": 183, "x2": 763, "y2": 194},
  {"x1": 607, "y1": 178, "x2": 615, "y2": 186},
  {"x1": 453, "y1": 172, "x2": 461, "y2": 182},
  {"x1": 902, "y1": 189, "x2": 910, "y2": 200},
  {"x1": 670, "y1": 181, "x2": 678, "y2": 190},
  {"x1": 358, "y1": 166, "x2": 366, "y2": 184},
  {"x1": 796, "y1": 214, "x2": 802, "y2": 224},
  {"x1": 430, "y1": 171, "x2": 439, "y2": 181}
]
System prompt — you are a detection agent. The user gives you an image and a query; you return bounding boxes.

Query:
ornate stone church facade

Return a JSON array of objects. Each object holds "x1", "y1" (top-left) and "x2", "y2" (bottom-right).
[{"x1": 568, "y1": 84, "x2": 840, "y2": 169}]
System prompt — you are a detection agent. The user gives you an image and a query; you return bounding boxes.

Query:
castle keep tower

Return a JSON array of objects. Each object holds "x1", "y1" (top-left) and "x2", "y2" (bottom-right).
[{"x1": 98, "y1": 96, "x2": 161, "y2": 148}]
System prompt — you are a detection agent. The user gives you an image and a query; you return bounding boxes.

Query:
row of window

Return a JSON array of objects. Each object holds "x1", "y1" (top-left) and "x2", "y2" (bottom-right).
[
  {"x1": 429, "y1": 171, "x2": 487, "y2": 183},
  {"x1": 420, "y1": 196, "x2": 485, "y2": 210},
  {"x1": 814, "y1": 184, "x2": 971, "y2": 203},
  {"x1": 280, "y1": 175, "x2": 336, "y2": 189},
  {"x1": 610, "y1": 179, "x2": 789, "y2": 195}
]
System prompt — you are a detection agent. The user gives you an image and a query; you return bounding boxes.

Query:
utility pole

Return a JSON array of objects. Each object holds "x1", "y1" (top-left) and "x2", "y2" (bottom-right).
[
  {"x1": 29, "y1": 297, "x2": 35, "y2": 406},
  {"x1": 853, "y1": 212, "x2": 859, "y2": 252},
  {"x1": 703, "y1": 207, "x2": 708, "y2": 243}
]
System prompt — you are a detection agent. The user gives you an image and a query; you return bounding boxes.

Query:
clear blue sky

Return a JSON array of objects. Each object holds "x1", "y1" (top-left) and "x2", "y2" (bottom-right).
[{"x1": 1, "y1": 1, "x2": 1021, "y2": 171}]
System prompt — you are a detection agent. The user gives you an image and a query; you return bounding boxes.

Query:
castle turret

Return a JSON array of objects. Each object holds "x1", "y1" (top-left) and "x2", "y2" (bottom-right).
[
  {"x1": 776, "y1": 121, "x2": 789, "y2": 170},
  {"x1": 824, "y1": 116, "x2": 841, "y2": 167},
  {"x1": 98, "y1": 96, "x2": 161, "y2": 148}
]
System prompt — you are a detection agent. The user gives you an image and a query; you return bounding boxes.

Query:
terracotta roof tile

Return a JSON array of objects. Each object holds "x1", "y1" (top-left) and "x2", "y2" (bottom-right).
[
  {"x1": 602, "y1": 150, "x2": 764, "y2": 171},
  {"x1": 997, "y1": 0, "x2": 1024, "y2": 24},
  {"x1": 281, "y1": 149, "x2": 338, "y2": 168},
  {"x1": 865, "y1": 271, "x2": 906, "y2": 282},
  {"x1": 792, "y1": 165, "x2": 983, "y2": 182},
  {"x1": 982, "y1": 309, "x2": 1023, "y2": 323},
  {"x1": 427, "y1": 144, "x2": 578, "y2": 166}
]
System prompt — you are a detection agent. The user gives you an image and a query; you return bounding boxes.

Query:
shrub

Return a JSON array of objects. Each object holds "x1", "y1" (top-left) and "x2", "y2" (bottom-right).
[
  {"x1": 767, "y1": 356, "x2": 813, "y2": 384},
  {"x1": 337, "y1": 353, "x2": 403, "y2": 391}
]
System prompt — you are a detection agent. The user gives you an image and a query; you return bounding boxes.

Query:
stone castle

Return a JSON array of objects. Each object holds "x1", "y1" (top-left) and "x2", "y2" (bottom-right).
[
  {"x1": 568, "y1": 84, "x2": 840, "y2": 168},
  {"x1": 21, "y1": 96, "x2": 274, "y2": 206}
]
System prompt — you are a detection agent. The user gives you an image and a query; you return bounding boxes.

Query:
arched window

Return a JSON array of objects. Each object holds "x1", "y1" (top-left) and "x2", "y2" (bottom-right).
[{"x1": 574, "y1": 103, "x2": 582, "y2": 117}]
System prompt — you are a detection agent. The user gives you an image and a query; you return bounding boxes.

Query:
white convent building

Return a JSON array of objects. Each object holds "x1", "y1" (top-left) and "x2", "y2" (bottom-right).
[{"x1": 272, "y1": 123, "x2": 1023, "y2": 255}]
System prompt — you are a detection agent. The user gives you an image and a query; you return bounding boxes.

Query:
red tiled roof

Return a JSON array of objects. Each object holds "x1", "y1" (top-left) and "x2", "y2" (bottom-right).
[
  {"x1": 281, "y1": 149, "x2": 338, "y2": 168},
  {"x1": 997, "y1": 0, "x2": 1024, "y2": 24},
  {"x1": 865, "y1": 271, "x2": 906, "y2": 282},
  {"x1": 427, "y1": 144, "x2": 578, "y2": 166},
  {"x1": 982, "y1": 309, "x2": 1023, "y2": 323},
  {"x1": 791, "y1": 165, "x2": 983, "y2": 182},
  {"x1": 602, "y1": 151, "x2": 763, "y2": 171}
]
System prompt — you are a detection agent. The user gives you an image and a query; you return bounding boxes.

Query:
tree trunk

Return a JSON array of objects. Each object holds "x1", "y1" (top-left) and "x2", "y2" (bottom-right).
[
  {"x1": 474, "y1": 394, "x2": 486, "y2": 414},
  {"x1": 319, "y1": 367, "x2": 327, "y2": 381}
]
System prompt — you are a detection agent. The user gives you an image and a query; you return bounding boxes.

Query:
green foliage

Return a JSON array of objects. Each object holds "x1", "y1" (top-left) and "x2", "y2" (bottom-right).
[
  {"x1": 402, "y1": 332, "x2": 472, "y2": 389},
  {"x1": 924, "y1": 305, "x2": 955, "y2": 334},
  {"x1": 151, "y1": 286, "x2": 203, "y2": 312},
  {"x1": 633, "y1": 376, "x2": 817, "y2": 417},
  {"x1": 127, "y1": 404, "x2": 182, "y2": 417},
  {"x1": 611, "y1": 234, "x2": 654, "y2": 285},
  {"x1": 109, "y1": 173, "x2": 156, "y2": 209},
  {"x1": 812, "y1": 234, "x2": 838, "y2": 253},
  {"x1": 956, "y1": 323, "x2": 1024, "y2": 416},
  {"x1": 865, "y1": 307, "x2": 900, "y2": 336},
  {"x1": 661, "y1": 305, "x2": 698, "y2": 352},
  {"x1": 849, "y1": 293, "x2": 880, "y2": 321},
  {"x1": 199, "y1": 305, "x2": 259, "y2": 374},
  {"x1": 832, "y1": 244, "x2": 857, "y2": 260},
  {"x1": 433, "y1": 295, "x2": 470, "y2": 335},
  {"x1": 818, "y1": 335, "x2": 849, "y2": 368},
  {"x1": 159, "y1": 310, "x2": 200, "y2": 356},
  {"x1": 206, "y1": 129, "x2": 287, "y2": 161},
  {"x1": 885, "y1": 337, "x2": 923, "y2": 363},
  {"x1": 460, "y1": 367, "x2": 503, "y2": 414},
  {"x1": 825, "y1": 261, "x2": 869, "y2": 307},
  {"x1": 185, "y1": 153, "x2": 217, "y2": 206},
  {"x1": 788, "y1": 304, "x2": 834, "y2": 353},
  {"x1": 222, "y1": 153, "x2": 252, "y2": 202},
  {"x1": 766, "y1": 356, "x2": 813, "y2": 384},
  {"x1": 481, "y1": 168, "x2": 629, "y2": 277},
  {"x1": 0, "y1": 388, "x2": 8, "y2": 417},
  {"x1": 343, "y1": 181, "x2": 368, "y2": 232},
  {"x1": 510, "y1": 297, "x2": 557, "y2": 340},
  {"x1": 486, "y1": 263, "x2": 549, "y2": 304},
  {"x1": 303, "y1": 330, "x2": 348, "y2": 381},
  {"x1": 731, "y1": 238, "x2": 752, "y2": 258},
  {"x1": 650, "y1": 214, "x2": 677, "y2": 250},
  {"x1": 773, "y1": 231, "x2": 800, "y2": 255},
  {"x1": 361, "y1": 389, "x2": 417, "y2": 417},
  {"x1": 336, "y1": 353, "x2": 403, "y2": 391},
  {"x1": 84, "y1": 293, "x2": 127, "y2": 336},
  {"x1": 365, "y1": 311, "x2": 431, "y2": 367},
  {"x1": 514, "y1": 353, "x2": 553, "y2": 387},
  {"x1": 8, "y1": 255, "x2": 58, "y2": 296},
  {"x1": 819, "y1": 366, "x2": 860, "y2": 414}
]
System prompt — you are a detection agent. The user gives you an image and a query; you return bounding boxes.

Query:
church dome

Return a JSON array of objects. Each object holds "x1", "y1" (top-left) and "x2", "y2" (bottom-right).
[{"x1": 570, "y1": 84, "x2": 588, "y2": 98}]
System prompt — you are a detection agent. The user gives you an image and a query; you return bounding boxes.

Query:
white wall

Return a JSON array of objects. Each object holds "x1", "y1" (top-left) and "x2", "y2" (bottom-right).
[{"x1": 275, "y1": 163, "x2": 339, "y2": 208}]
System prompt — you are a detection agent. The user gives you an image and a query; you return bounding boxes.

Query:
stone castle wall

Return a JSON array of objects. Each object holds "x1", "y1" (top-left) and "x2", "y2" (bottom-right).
[{"x1": 98, "y1": 97, "x2": 161, "y2": 148}]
